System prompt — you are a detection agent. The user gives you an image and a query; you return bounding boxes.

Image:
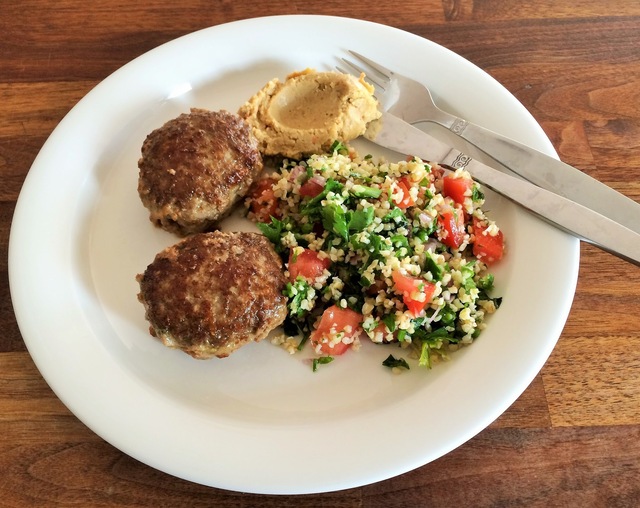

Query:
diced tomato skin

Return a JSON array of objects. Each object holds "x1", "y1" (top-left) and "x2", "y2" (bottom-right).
[
  {"x1": 443, "y1": 175, "x2": 473, "y2": 205},
  {"x1": 472, "y1": 217, "x2": 505, "y2": 265},
  {"x1": 248, "y1": 177, "x2": 281, "y2": 222},
  {"x1": 299, "y1": 179, "x2": 325, "y2": 198},
  {"x1": 249, "y1": 177, "x2": 274, "y2": 194},
  {"x1": 404, "y1": 298, "x2": 426, "y2": 316},
  {"x1": 391, "y1": 270, "x2": 436, "y2": 317},
  {"x1": 438, "y1": 203, "x2": 466, "y2": 249},
  {"x1": 391, "y1": 270, "x2": 417, "y2": 294},
  {"x1": 288, "y1": 249, "x2": 330, "y2": 282},
  {"x1": 316, "y1": 306, "x2": 362, "y2": 333},
  {"x1": 312, "y1": 336, "x2": 351, "y2": 355},
  {"x1": 310, "y1": 305, "x2": 362, "y2": 355},
  {"x1": 430, "y1": 165, "x2": 445, "y2": 183},
  {"x1": 372, "y1": 322, "x2": 390, "y2": 341},
  {"x1": 399, "y1": 176, "x2": 413, "y2": 188},
  {"x1": 393, "y1": 177, "x2": 416, "y2": 209}
]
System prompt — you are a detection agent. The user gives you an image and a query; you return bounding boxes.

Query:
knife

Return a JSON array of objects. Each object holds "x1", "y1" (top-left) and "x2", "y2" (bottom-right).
[
  {"x1": 365, "y1": 112, "x2": 640, "y2": 266},
  {"x1": 439, "y1": 117, "x2": 640, "y2": 235}
]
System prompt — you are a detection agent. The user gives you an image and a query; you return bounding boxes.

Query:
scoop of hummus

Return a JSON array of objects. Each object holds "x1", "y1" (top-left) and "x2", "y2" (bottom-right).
[{"x1": 238, "y1": 69, "x2": 381, "y2": 159}]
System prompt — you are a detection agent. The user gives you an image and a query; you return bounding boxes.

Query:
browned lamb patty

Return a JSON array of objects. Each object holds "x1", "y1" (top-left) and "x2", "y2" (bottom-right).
[
  {"x1": 138, "y1": 108, "x2": 263, "y2": 236},
  {"x1": 136, "y1": 231, "x2": 287, "y2": 359}
]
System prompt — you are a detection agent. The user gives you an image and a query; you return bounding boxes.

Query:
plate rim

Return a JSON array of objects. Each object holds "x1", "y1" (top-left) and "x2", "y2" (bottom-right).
[{"x1": 8, "y1": 14, "x2": 579, "y2": 495}]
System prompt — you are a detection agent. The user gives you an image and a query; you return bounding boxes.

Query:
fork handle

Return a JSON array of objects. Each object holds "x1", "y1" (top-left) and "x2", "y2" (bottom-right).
[{"x1": 430, "y1": 117, "x2": 640, "y2": 234}]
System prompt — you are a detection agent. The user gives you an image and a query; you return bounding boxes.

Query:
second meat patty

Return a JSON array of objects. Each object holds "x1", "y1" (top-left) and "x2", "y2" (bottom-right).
[{"x1": 137, "y1": 231, "x2": 288, "y2": 359}]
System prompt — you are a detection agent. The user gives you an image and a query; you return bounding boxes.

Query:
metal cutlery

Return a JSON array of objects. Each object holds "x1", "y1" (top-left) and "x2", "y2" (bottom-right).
[
  {"x1": 365, "y1": 111, "x2": 640, "y2": 266},
  {"x1": 339, "y1": 51, "x2": 640, "y2": 235}
]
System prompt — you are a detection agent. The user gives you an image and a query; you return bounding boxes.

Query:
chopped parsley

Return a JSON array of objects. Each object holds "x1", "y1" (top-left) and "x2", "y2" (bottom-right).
[
  {"x1": 312, "y1": 356, "x2": 334, "y2": 372},
  {"x1": 246, "y1": 142, "x2": 503, "y2": 371},
  {"x1": 382, "y1": 354, "x2": 410, "y2": 370}
]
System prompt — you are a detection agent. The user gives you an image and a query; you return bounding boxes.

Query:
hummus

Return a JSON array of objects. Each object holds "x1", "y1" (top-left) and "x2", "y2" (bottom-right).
[{"x1": 238, "y1": 69, "x2": 381, "y2": 159}]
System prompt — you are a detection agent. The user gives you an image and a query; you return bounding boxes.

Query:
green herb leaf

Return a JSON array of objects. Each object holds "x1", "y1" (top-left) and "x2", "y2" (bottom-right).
[
  {"x1": 382, "y1": 207, "x2": 406, "y2": 223},
  {"x1": 284, "y1": 279, "x2": 315, "y2": 318},
  {"x1": 367, "y1": 234, "x2": 386, "y2": 260},
  {"x1": 301, "y1": 178, "x2": 343, "y2": 215},
  {"x1": 257, "y1": 217, "x2": 287, "y2": 252},
  {"x1": 359, "y1": 274, "x2": 373, "y2": 288},
  {"x1": 460, "y1": 261, "x2": 477, "y2": 291},
  {"x1": 424, "y1": 327, "x2": 453, "y2": 341},
  {"x1": 321, "y1": 203, "x2": 349, "y2": 241},
  {"x1": 348, "y1": 206, "x2": 375, "y2": 232},
  {"x1": 382, "y1": 354, "x2": 410, "y2": 370},
  {"x1": 350, "y1": 184, "x2": 382, "y2": 199},
  {"x1": 477, "y1": 273, "x2": 494, "y2": 291},
  {"x1": 312, "y1": 356, "x2": 334, "y2": 372},
  {"x1": 330, "y1": 140, "x2": 348, "y2": 154},
  {"x1": 390, "y1": 234, "x2": 410, "y2": 254},
  {"x1": 424, "y1": 250, "x2": 444, "y2": 281},
  {"x1": 471, "y1": 185, "x2": 485, "y2": 202},
  {"x1": 382, "y1": 314, "x2": 397, "y2": 333},
  {"x1": 419, "y1": 342, "x2": 431, "y2": 368},
  {"x1": 440, "y1": 306, "x2": 456, "y2": 325},
  {"x1": 297, "y1": 333, "x2": 309, "y2": 351}
]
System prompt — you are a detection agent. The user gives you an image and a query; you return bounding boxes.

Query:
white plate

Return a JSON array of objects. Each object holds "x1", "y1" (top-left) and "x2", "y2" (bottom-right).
[{"x1": 9, "y1": 15, "x2": 579, "y2": 495}]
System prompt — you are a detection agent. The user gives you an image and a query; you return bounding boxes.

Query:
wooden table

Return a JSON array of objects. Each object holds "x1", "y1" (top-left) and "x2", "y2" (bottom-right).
[{"x1": 2, "y1": 1, "x2": 639, "y2": 506}]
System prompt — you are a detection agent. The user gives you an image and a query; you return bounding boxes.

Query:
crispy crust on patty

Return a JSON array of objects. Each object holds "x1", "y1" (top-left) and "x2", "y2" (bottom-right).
[
  {"x1": 136, "y1": 231, "x2": 287, "y2": 359},
  {"x1": 137, "y1": 109, "x2": 263, "y2": 236}
]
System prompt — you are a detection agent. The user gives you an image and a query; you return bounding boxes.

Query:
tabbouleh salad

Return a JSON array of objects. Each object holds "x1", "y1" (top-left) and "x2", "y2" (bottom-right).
[{"x1": 245, "y1": 141, "x2": 504, "y2": 371}]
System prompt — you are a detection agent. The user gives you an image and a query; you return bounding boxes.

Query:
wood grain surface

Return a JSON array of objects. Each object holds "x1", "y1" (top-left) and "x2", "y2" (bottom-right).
[{"x1": 2, "y1": 1, "x2": 639, "y2": 506}]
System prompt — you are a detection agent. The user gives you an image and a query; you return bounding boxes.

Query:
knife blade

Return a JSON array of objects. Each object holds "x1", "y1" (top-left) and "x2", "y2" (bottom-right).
[
  {"x1": 442, "y1": 118, "x2": 640, "y2": 235},
  {"x1": 368, "y1": 112, "x2": 640, "y2": 234},
  {"x1": 365, "y1": 112, "x2": 640, "y2": 266}
]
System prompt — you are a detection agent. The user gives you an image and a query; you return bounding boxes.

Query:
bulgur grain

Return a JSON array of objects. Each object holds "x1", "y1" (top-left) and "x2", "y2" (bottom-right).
[{"x1": 248, "y1": 142, "x2": 503, "y2": 369}]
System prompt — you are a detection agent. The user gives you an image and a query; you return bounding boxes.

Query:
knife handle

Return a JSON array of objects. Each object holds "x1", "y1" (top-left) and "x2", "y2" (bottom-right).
[
  {"x1": 430, "y1": 116, "x2": 640, "y2": 235},
  {"x1": 451, "y1": 157, "x2": 640, "y2": 268}
]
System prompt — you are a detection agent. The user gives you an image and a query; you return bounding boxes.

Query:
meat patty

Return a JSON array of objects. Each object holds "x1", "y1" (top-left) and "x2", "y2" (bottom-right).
[
  {"x1": 138, "y1": 108, "x2": 263, "y2": 236},
  {"x1": 136, "y1": 231, "x2": 287, "y2": 359}
]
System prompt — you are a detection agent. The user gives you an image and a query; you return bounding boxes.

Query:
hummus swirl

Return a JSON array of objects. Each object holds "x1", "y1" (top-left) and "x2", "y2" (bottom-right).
[{"x1": 238, "y1": 69, "x2": 381, "y2": 159}]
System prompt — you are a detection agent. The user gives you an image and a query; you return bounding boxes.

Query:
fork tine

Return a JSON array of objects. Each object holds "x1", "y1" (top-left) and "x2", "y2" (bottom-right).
[
  {"x1": 348, "y1": 50, "x2": 394, "y2": 81},
  {"x1": 334, "y1": 64, "x2": 352, "y2": 78},
  {"x1": 338, "y1": 59, "x2": 387, "y2": 92}
]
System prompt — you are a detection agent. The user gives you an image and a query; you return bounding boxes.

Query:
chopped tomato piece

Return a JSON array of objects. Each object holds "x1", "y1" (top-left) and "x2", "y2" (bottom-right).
[
  {"x1": 299, "y1": 179, "x2": 325, "y2": 198},
  {"x1": 392, "y1": 270, "x2": 436, "y2": 317},
  {"x1": 247, "y1": 177, "x2": 280, "y2": 223},
  {"x1": 437, "y1": 199, "x2": 466, "y2": 249},
  {"x1": 310, "y1": 305, "x2": 362, "y2": 355},
  {"x1": 288, "y1": 249, "x2": 330, "y2": 282},
  {"x1": 391, "y1": 270, "x2": 420, "y2": 294},
  {"x1": 443, "y1": 174, "x2": 473, "y2": 205},
  {"x1": 473, "y1": 217, "x2": 505, "y2": 265},
  {"x1": 430, "y1": 165, "x2": 445, "y2": 183},
  {"x1": 393, "y1": 177, "x2": 415, "y2": 209},
  {"x1": 371, "y1": 321, "x2": 397, "y2": 343},
  {"x1": 372, "y1": 321, "x2": 389, "y2": 340}
]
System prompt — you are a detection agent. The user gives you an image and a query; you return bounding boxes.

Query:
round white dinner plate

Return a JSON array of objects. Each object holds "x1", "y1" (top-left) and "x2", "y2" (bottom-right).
[{"x1": 9, "y1": 15, "x2": 579, "y2": 494}]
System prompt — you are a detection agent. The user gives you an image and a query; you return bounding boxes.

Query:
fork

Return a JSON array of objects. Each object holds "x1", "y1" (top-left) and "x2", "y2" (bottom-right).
[
  {"x1": 338, "y1": 51, "x2": 456, "y2": 129},
  {"x1": 338, "y1": 51, "x2": 640, "y2": 235}
]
